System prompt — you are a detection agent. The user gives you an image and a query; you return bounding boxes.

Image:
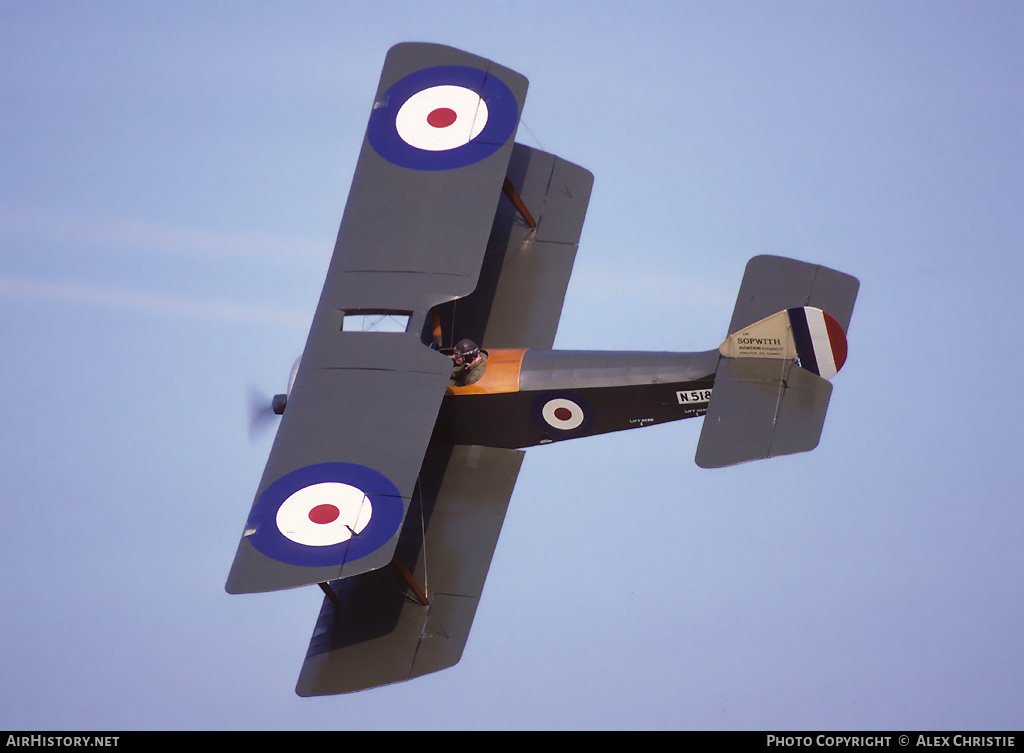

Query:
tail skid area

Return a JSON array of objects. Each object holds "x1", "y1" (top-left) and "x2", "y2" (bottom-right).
[{"x1": 696, "y1": 256, "x2": 859, "y2": 468}]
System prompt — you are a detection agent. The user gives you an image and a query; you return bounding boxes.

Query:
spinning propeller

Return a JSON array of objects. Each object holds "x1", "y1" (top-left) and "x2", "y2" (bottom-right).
[{"x1": 247, "y1": 357, "x2": 300, "y2": 439}]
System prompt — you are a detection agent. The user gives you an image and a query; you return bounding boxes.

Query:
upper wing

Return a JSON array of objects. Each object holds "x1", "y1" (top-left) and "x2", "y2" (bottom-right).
[{"x1": 226, "y1": 43, "x2": 528, "y2": 594}]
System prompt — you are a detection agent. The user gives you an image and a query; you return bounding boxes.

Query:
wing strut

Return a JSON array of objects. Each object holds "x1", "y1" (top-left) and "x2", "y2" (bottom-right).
[
  {"x1": 315, "y1": 549, "x2": 429, "y2": 611},
  {"x1": 317, "y1": 582, "x2": 340, "y2": 608},
  {"x1": 391, "y1": 554, "x2": 429, "y2": 606},
  {"x1": 502, "y1": 176, "x2": 537, "y2": 229}
]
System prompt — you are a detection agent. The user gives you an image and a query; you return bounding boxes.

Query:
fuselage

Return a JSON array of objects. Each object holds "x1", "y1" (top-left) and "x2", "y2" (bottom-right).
[{"x1": 433, "y1": 348, "x2": 719, "y2": 448}]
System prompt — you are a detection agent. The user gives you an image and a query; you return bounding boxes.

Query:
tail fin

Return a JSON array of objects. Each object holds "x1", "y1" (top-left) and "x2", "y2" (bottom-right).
[
  {"x1": 695, "y1": 256, "x2": 859, "y2": 469},
  {"x1": 719, "y1": 306, "x2": 848, "y2": 380}
]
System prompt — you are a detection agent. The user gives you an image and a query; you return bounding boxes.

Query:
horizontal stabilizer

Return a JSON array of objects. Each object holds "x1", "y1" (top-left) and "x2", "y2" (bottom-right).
[
  {"x1": 729, "y1": 255, "x2": 859, "y2": 334},
  {"x1": 695, "y1": 358, "x2": 832, "y2": 468},
  {"x1": 697, "y1": 255, "x2": 858, "y2": 468}
]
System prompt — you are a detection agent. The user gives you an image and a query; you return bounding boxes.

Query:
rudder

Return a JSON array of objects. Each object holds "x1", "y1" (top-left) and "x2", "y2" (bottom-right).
[{"x1": 695, "y1": 256, "x2": 859, "y2": 468}]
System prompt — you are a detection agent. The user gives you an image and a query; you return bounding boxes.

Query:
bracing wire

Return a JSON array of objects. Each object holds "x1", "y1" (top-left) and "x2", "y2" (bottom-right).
[{"x1": 418, "y1": 477, "x2": 428, "y2": 598}]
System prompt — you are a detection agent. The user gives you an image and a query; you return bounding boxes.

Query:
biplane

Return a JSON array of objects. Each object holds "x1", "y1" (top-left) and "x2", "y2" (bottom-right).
[{"x1": 227, "y1": 42, "x2": 859, "y2": 696}]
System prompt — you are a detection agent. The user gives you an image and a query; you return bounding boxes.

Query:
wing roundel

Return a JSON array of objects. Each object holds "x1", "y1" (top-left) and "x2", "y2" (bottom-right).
[{"x1": 368, "y1": 64, "x2": 521, "y2": 171}]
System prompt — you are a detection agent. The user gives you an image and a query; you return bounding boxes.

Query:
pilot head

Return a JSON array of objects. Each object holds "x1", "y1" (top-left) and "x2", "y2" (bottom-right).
[{"x1": 453, "y1": 339, "x2": 480, "y2": 364}]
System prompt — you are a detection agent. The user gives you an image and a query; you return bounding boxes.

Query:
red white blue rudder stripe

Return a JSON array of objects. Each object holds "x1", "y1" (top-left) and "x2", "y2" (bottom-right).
[
  {"x1": 718, "y1": 306, "x2": 849, "y2": 380},
  {"x1": 787, "y1": 306, "x2": 848, "y2": 380}
]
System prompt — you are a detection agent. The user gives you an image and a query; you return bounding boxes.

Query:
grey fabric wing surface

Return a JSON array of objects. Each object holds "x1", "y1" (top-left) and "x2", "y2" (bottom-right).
[
  {"x1": 225, "y1": 339, "x2": 453, "y2": 593},
  {"x1": 432, "y1": 143, "x2": 594, "y2": 350},
  {"x1": 295, "y1": 445, "x2": 524, "y2": 696},
  {"x1": 226, "y1": 43, "x2": 528, "y2": 594}
]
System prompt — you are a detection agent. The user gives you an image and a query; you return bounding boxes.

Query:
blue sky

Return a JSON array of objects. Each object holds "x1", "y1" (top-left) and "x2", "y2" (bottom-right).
[{"x1": 1, "y1": 0, "x2": 1022, "y2": 730}]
